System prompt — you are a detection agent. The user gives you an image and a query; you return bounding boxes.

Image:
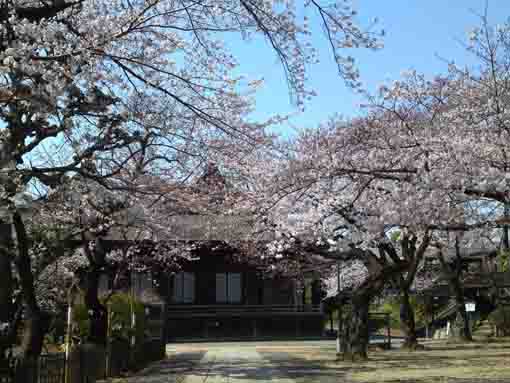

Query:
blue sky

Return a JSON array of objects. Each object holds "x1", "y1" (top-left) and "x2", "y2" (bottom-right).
[{"x1": 233, "y1": 1, "x2": 510, "y2": 135}]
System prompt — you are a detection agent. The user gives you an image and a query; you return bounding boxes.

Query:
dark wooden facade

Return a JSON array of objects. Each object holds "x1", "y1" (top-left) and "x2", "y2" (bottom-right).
[{"x1": 156, "y1": 254, "x2": 325, "y2": 341}]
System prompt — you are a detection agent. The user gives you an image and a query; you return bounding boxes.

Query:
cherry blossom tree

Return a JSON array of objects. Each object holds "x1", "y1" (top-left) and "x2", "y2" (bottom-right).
[
  {"x1": 29, "y1": 174, "x2": 201, "y2": 344},
  {"x1": 363, "y1": 11, "x2": 510, "y2": 339},
  {"x1": 0, "y1": 0, "x2": 382, "y2": 363},
  {"x1": 233, "y1": 115, "x2": 447, "y2": 358}
]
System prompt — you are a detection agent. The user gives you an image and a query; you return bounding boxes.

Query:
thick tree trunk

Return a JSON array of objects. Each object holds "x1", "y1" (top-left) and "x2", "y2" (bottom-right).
[
  {"x1": 0, "y1": 221, "x2": 13, "y2": 363},
  {"x1": 11, "y1": 212, "x2": 51, "y2": 382},
  {"x1": 81, "y1": 238, "x2": 109, "y2": 346},
  {"x1": 342, "y1": 295, "x2": 370, "y2": 361},
  {"x1": 437, "y1": 238, "x2": 472, "y2": 342},
  {"x1": 84, "y1": 265, "x2": 108, "y2": 345},
  {"x1": 12, "y1": 212, "x2": 48, "y2": 358},
  {"x1": 400, "y1": 290, "x2": 419, "y2": 350},
  {"x1": 12, "y1": 212, "x2": 51, "y2": 360}
]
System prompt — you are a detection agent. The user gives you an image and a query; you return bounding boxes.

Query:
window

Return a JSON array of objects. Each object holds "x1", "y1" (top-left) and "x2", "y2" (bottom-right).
[
  {"x1": 172, "y1": 272, "x2": 195, "y2": 303},
  {"x1": 216, "y1": 272, "x2": 242, "y2": 303}
]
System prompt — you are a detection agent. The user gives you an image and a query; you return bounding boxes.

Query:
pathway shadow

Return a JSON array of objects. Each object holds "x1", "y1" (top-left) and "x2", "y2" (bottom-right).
[
  {"x1": 183, "y1": 351, "x2": 349, "y2": 382},
  {"x1": 122, "y1": 351, "x2": 207, "y2": 382}
]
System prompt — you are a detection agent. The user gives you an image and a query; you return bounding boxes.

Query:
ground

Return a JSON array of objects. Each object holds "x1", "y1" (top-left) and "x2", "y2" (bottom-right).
[{"x1": 106, "y1": 339, "x2": 510, "y2": 383}]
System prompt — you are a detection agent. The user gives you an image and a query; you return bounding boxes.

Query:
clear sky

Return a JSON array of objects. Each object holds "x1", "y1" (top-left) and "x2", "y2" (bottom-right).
[{"x1": 234, "y1": 1, "x2": 510, "y2": 135}]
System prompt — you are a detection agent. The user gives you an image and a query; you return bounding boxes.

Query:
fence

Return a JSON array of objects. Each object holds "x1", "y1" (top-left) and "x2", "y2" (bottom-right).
[
  {"x1": 0, "y1": 354, "x2": 66, "y2": 383},
  {"x1": 0, "y1": 338, "x2": 165, "y2": 383}
]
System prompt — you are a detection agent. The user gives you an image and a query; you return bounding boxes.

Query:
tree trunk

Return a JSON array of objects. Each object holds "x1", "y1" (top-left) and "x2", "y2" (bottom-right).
[
  {"x1": 342, "y1": 295, "x2": 370, "y2": 361},
  {"x1": 12, "y1": 212, "x2": 49, "y2": 358},
  {"x1": 82, "y1": 238, "x2": 109, "y2": 346},
  {"x1": 400, "y1": 290, "x2": 419, "y2": 350},
  {"x1": 11, "y1": 212, "x2": 51, "y2": 382},
  {"x1": 452, "y1": 291, "x2": 472, "y2": 341},
  {"x1": 437, "y1": 239, "x2": 472, "y2": 342},
  {"x1": 84, "y1": 264, "x2": 108, "y2": 345},
  {"x1": 0, "y1": 221, "x2": 13, "y2": 363}
]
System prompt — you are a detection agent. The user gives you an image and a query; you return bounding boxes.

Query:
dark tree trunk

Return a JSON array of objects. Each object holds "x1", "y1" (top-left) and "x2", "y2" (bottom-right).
[
  {"x1": 400, "y1": 290, "x2": 418, "y2": 349},
  {"x1": 84, "y1": 265, "x2": 108, "y2": 345},
  {"x1": 451, "y1": 285, "x2": 472, "y2": 341},
  {"x1": 342, "y1": 294, "x2": 370, "y2": 361},
  {"x1": 12, "y1": 212, "x2": 48, "y2": 359},
  {"x1": 0, "y1": 221, "x2": 13, "y2": 363},
  {"x1": 82, "y1": 238, "x2": 108, "y2": 346},
  {"x1": 437, "y1": 237, "x2": 472, "y2": 342},
  {"x1": 338, "y1": 256, "x2": 417, "y2": 362},
  {"x1": 11, "y1": 212, "x2": 51, "y2": 382},
  {"x1": 395, "y1": 233, "x2": 430, "y2": 351}
]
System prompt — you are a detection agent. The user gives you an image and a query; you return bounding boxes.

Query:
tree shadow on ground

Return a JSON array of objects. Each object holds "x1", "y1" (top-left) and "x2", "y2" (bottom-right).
[
  {"x1": 168, "y1": 351, "x2": 350, "y2": 383},
  {"x1": 124, "y1": 351, "x2": 206, "y2": 382},
  {"x1": 329, "y1": 342, "x2": 510, "y2": 383}
]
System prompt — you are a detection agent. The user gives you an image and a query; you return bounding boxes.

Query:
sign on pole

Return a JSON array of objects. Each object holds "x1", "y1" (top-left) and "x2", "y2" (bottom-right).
[{"x1": 465, "y1": 302, "x2": 476, "y2": 312}]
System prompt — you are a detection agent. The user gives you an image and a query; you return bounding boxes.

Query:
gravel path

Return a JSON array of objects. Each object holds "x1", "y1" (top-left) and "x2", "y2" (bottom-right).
[{"x1": 119, "y1": 341, "x2": 344, "y2": 383}]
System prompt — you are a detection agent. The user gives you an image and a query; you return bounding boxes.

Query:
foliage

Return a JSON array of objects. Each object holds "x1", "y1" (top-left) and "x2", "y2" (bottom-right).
[
  {"x1": 372, "y1": 296, "x2": 427, "y2": 329},
  {"x1": 72, "y1": 301, "x2": 91, "y2": 341},
  {"x1": 498, "y1": 251, "x2": 509, "y2": 273},
  {"x1": 488, "y1": 306, "x2": 510, "y2": 336},
  {"x1": 107, "y1": 293, "x2": 146, "y2": 344},
  {"x1": 73, "y1": 293, "x2": 146, "y2": 343}
]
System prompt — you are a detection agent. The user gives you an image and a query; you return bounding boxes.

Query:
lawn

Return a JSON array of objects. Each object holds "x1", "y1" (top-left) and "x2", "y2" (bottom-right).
[{"x1": 267, "y1": 338, "x2": 510, "y2": 383}]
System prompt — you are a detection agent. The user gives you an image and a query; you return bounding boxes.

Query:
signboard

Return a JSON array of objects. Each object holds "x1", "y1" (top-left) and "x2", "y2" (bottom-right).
[{"x1": 465, "y1": 302, "x2": 476, "y2": 312}]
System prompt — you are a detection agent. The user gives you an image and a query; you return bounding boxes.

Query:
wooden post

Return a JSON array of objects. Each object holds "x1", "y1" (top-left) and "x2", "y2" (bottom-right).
[
  {"x1": 64, "y1": 283, "x2": 78, "y2": 383},
  {"x1": 64, "y1": 303, "x2": 72, "y2": 383},
  {"x1": 336, "y1": 305, "x2": 342, "y2": 354},
  {"x1": 105, "y1": 305, "x2": 112, "y2": 378},
  {"x1": 336, "y1": 262, "x2": 341, "y2": 354},
  {"x1": 387, "y1": 313, "x2": 391, "y2": 349}
]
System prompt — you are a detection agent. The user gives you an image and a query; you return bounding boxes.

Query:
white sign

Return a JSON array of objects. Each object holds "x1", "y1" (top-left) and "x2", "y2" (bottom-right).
[{"x1": 465, "y1": 302, "x2": 476, "y2": 312}]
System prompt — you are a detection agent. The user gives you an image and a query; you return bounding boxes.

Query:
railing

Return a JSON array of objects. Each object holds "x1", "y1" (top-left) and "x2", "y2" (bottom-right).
[
  {"x1": 0, "y1": 353, "x2": 66, "y2": 383},
  {"x1": 0, "y1": 338, "x2": 166, "y2": 383},
  {"x1": 463, "y1": 272, "x2": 510, "y2": 288},
  {"x1": 167, "y1": 304, "x2": 322, "y2": 315}
]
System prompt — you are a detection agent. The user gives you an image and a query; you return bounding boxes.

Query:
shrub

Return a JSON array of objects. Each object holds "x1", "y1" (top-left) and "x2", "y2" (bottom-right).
[
  {"x1": 488, "y1": 306, "x2": 510, "y2": 336},
  {"x1": 372, "y1": 295, "x2": 427, "y2": 329},
  {"x1": 72, "y1": 293, "x2": 146, "y2": 344},
  {"x1": 498, "y1": 250, "x2": 510, "y2": 273},
  {"x1": 107, "y1": 293, "x2": 146, "y2": 343}
]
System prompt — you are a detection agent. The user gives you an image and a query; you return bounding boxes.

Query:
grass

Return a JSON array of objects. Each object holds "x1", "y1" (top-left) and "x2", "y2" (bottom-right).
[
  {"x1": 272, "y1": 338, "x2": 510, "y2": 383},
  {"x1": 347, "y1": 341, "x2": 510, "y2": 382}
]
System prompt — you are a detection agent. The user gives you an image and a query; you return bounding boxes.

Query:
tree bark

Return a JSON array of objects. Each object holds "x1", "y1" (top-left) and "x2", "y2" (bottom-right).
[
  {"x1": 400, "y1": 290, "x2": 419, "y2": 349},
  {"x1": 0, "y1": 221, "x2": 13, "y2": 363},
  {"x1": 437, "y1": 238, "x2": 472, "y2": 342},
  {"x1": 84, "y1": 264, "x2": 108, "y2": 345},
  {"x1": 12, "y1": 212, "x2": 49, "y2": 359},
  {"x1": 396, "y1": 232, "x2": 430, "y2": 351},
  {"x1": 339, "y1": 258, "x2": 413, "y2": 362},
  {"x1": 82, "y1": 238, "x2": 108, "y2": 345},
  {"x1": 451, "y1": 284, "x2": 472, "y2": 341},
  {"x1": 342, "y1": 294, "x2": 370, "y2": 361}
]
